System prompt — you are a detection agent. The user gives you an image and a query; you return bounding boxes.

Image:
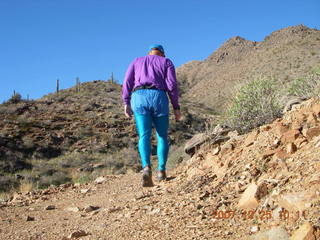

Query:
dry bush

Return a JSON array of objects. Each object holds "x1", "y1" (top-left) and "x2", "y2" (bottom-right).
[
  {"x1": 19, "y1": 181, "x2": 33, "y2": 193},
  {"x1": 288, "y1": 68, "x2": 320, "y2": 98},
  {"x1": 38, "y1": 171, "x2": 71, "y2": 189},
  {"x1": 225, "y1": 76, "x2": 282, "y2": 133}
]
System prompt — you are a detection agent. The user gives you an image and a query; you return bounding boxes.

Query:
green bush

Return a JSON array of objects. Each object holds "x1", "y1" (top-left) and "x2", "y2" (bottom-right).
[
  {"x1": 288, "y1": 71, "x2": 320, "y2": 98},
  {"x1": 225, "y1": 76, "x2": 282, "y2": 133}
]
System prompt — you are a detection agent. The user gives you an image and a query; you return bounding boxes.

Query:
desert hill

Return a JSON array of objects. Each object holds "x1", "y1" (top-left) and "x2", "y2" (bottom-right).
[
  {"x1": 0, "y1": 81, "x2": 206, "y2": 190},
  {"x1": 0, "y1": 97, "x2": 319, "y2": 239},
  {"x1": 177, "y1": 25, "x2": 320, "y2": 111}
]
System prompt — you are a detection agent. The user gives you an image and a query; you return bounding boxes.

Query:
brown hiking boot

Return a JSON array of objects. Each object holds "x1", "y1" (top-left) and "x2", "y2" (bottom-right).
[
  {"x1": 157, "y1": 170, "x2": 167, "y2": 182},
  {"x1": 142, "y1": 167, "x2": 153, "y2": 187}
]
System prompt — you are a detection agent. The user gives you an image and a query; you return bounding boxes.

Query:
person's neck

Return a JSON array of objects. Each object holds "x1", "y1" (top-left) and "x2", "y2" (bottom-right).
[{"x1": 149, "y1": 53, "x2": 163, "y2": 56}]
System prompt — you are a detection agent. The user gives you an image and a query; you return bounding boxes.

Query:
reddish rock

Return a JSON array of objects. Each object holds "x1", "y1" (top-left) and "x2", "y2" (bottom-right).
[
  {"x1": 293, "y1": 112, "x2": 307, "y2": 126},
  {"x1": 274, "y1": 122, "x2": 289, "y2": 137},
  {"x1": 280, "y1": 129, "x2": 301, "y2": 144},
  {"x1": 237, "y1": 183, "x2": 259, "y2": 210},
  {"x1": 304, "y1": 127, "x2": 320, "y2": 140},
  {"x1": 244, "y1": 130, "x2": 259, "y2": 147},
  {"x1": 261, "y1": 149, "x2": 277, "y2": 159},
  {"x1": 294, "y1": 137, "x2": 308, "y2": 148},
  {"x1": 286, "y1": 143, "x2": 297, "y2": 154},
  {"x1": 307, "y1": 113, "x2": 318, "y2": 124},
  {"x1": 312, "y1": 104, "x2": 320, "y2": 116},
  {"x1": 45, "y1": 205, "x2": 56, "y2": 210}
]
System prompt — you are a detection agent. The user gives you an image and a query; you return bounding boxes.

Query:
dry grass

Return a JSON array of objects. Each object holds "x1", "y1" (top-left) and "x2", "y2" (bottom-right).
[{"x1": 19, "y1": 181, "x2": 33, "y2": 193}]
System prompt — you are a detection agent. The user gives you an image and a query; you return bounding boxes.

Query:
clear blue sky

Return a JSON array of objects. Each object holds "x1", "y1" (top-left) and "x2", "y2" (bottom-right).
[{"x1": 0, "y1": 0, "x2": 319, "y2": 102}]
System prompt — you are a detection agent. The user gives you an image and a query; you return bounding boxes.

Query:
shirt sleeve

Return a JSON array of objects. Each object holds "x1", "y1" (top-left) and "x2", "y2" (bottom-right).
[
  {"x1": 165, "y1": 59, "x2": 180, "y2": 110},
  {"x1": 122, "y1": 60, "x2": 135, "y2": 105}
]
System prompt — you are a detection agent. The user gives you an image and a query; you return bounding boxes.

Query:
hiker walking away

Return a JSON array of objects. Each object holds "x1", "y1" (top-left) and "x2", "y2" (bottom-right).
[{"x1": 122, "y1": 44, "x2": 181, "y2": 187}]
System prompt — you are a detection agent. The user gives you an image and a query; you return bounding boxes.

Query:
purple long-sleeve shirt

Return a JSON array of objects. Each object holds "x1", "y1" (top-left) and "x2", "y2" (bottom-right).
[{"x1": 122, "y1": 55, "x2": 180, "y2": 110}]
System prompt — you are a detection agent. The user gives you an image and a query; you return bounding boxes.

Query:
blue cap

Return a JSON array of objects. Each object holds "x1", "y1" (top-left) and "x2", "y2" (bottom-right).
[{"x1": 149, "y1": 44, "x2": 165, "y2": 53}]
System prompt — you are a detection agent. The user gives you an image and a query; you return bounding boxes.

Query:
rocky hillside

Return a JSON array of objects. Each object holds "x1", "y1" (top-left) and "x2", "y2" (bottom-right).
[
  {"x1": 0, "y1": 81, "x2": 206, "y2": 179},
  {"x1": 177, "y1": 25, "x2": 320, "y2": 111},
  {"x1": 0, "y1": 98, "x2": 319, "y2": 239}
]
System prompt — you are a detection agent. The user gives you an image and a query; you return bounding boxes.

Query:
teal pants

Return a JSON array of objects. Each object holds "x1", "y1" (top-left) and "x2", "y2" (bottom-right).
[{"x1": 131, "y1": 89, "x2": 169, "y2": 171}]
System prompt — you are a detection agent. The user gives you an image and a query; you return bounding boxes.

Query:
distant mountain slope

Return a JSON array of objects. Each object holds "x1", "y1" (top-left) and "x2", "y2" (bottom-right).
[{"x1": 177, "y1": 25, "x2": 320, "y2": 111}]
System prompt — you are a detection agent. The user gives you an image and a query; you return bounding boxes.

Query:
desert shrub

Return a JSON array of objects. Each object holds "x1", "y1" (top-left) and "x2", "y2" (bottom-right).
[
  {"x1": 288, "y1": 71, "x2": 320, "y2": 98},
  {"x1": 32, "y1": 161, "x2": 57, "y2": 176},
  {"x1": 56, "y1": 153, "x2": 96, "y2": 168},
  {"x1": 225, "y1": 76, "x2": 282, "y2": 133},
  {"x1": 38, "y1": 171, "x2": 71, "y2": 189},
  {"x1": 0, "y1": 175, "x2": 19, "y2": 192}
]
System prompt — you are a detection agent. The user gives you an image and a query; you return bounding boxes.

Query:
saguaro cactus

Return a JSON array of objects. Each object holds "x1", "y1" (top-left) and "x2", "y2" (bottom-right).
[
  {"x1": 76, "y1": 77, "x2": 80, "y2": 92},
  {"x1": 56, "y1": 79, "x2": 60, "y2": 94}
]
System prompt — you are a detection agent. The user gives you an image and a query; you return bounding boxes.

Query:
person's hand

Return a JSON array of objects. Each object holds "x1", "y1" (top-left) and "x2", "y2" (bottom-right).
[
  {"x1": 174, "y1": 109, "x2": 182, "y2": 121},
  {"x1": 124, "y1": 104, "x2": 133, "y2": 119}
]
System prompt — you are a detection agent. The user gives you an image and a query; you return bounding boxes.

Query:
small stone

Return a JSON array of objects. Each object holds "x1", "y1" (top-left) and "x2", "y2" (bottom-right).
[
  {"x1": 84, "y1": 205, "x2": 100, "y2": 213},
  {"x1": 251, "y1": 225, "x2": 259, "y2": 233},
  {"x1": 286, "y1": 143, "x2": 297, "y2": 154},
  {"x1": 80, "y1": 189, "x2": 90, "y2": 194},
  {"x1": 93, "y1": 163, "x2": 105, "y2": 169},
  {"x1": 94, "y1": 176, "x2": 106, "y2": 184},
  {"x1": 261, "y1": 149, "x2": 277, "y2": 160},
  {"x1": 275, "y1": 150, "x2": 290, "y2": 160},
  {"x1": 65, "y1": 207, "x2": 81, "y2": 213},
  {"x1": 148, "y1": 208, "x2": 161, "y2": 215},
  {"x1": 273, "y1": 138, "x2": 281, "y2": 148},
  {"x1": 220, "y1": 142, "x2": 234, "y2": 154},
  {"x1": 26, "y1": 216, "x2": 35, "y2": 221},
  {"x1": 68, "y1": 230, "x2": 88, "y2": 238},
  {"x1": 238, "y1": 183, "x2": 259, "y2": 210},
  {"x1": 304, "y1": 127, "x2": 320, "y2": 140},
  {"x1": 45, "y1": 205, "x2": 56, "y2": 210},
  {"x1": 212, "y1": 146, "x2": 220, "y2": 155},
  {"x1": 244, "y1": 130, "x2": 259, "y2": 147}
]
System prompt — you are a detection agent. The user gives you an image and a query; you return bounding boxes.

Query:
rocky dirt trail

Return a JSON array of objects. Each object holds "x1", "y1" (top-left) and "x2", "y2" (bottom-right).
[{"x1": 1, "y1": 98, "x2": 320, "y2": 240}]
